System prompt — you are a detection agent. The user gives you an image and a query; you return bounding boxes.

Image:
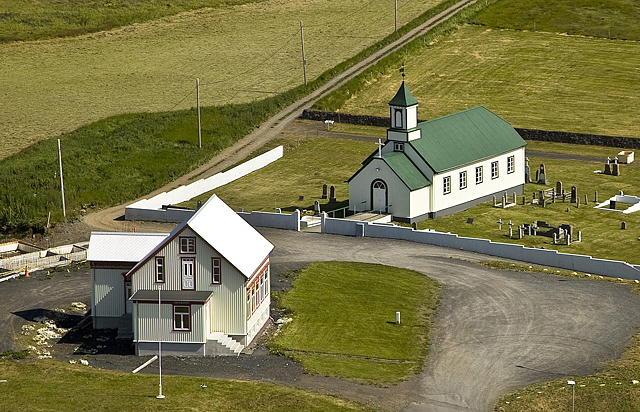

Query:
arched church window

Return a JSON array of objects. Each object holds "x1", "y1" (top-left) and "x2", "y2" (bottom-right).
[
  {"x1": 395, "y1": 109, "x2": 403, "y2": 128},
  {"x1": 373, "y1": 181, "x2": 386, "y2": 190}
]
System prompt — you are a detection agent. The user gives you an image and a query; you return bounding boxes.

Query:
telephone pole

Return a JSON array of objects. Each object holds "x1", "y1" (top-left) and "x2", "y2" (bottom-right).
[
  {"x1": 300, "y1": 21, "x2": 307, "y2": 86},
  {"x1": 395, "y1": 0, "x2": 398, "y2": 32},
  {"x1": 57, "y1": 139, "x2": 66, "y2": 218},
  {"x1": 196, "y1": 78, "x2": 202, "y2": 149}
]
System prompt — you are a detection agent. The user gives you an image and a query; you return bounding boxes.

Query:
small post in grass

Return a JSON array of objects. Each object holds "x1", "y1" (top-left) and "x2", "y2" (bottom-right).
[
  {"x1": 396, "y1": 312, "x2": 401, "y2": 325},
  {"x1": 567, "y1": 380, "x2": 575, "y2": 412}
]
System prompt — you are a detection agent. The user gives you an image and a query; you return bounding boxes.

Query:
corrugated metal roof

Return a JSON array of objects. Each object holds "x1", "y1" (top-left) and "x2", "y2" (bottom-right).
[
  {"x1": 411, "y1": 106, "x2": 526, "y2": 172},
  {"x1": 388, "y1": 81, "x2": 418, "y2": 107},
  {"x1": 130, "y1": 290, "x2": 213, "y2": 302},
  {"x1": 383, "y1": 152, "x2": 431, "y2": 190},
  {"x1": 128, "y1": 195, "x2": 273, "y2": 279},
  {"x1": 87, "y1": 232, "x2": 169, "y2": 262}
]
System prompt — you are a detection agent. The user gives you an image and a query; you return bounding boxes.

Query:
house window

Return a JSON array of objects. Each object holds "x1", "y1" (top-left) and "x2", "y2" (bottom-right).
[
  {"x1": 180, "y1": 237, "x2": 195, "y2": 254},
  {"x1": 507, "y1": 156, "x2": 515, "y2": 174},
  {"x1": 394, "y1": 142, "x2": 404, "y2": 152},
  {"x1": 212, "y1": 258, "x2": 221, "y2": 284},
  {"x1": 173, "y1": 305, "x2": 190, "y2": 331},
  {"x1": 476, "y1": 166, "x2": 483, "y2": 184},
  {"x1": 459, "y1": 171, "x2": 467, "y2": 190},
  {"x1": 443, "y1": 176, "x2": 451, "y2": 194},
  {"x1": 491, "y1": 161, "x2": 499, "y2": 179},
  {"x1": 155, "y1": 256, "x2": 165, "y2": 283}
]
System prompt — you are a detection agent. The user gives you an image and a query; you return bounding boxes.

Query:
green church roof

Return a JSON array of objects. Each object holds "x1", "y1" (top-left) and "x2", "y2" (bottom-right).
[
  {"x1": 382, "y1": 152, "x2": 431, "y2": 190},
  {"x1": 388, "y1": 82, "x2": 418, "y2": 107},
  {"x1": 411, "y1": 106, "x2": 526, "y2": 173}
]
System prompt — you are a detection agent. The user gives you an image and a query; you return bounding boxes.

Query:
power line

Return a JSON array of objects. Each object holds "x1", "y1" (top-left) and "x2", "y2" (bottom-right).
[{"x1": 168, "y1": 85, "x2": 197, "y2": 111}]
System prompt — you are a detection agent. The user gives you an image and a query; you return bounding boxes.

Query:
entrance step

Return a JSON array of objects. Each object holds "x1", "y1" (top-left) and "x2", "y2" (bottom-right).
[{"x1": 206, "y1": 332, "x2": 244, "y2": 356}]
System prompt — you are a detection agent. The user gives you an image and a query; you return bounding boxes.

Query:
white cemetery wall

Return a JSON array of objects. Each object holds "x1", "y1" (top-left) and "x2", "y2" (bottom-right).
[
  {"x1": 321, "y1": 216, "x2": 640, "y2": 280},
  {"x1": 238, "y1": 210, "x2": 300, "y2": 231}
]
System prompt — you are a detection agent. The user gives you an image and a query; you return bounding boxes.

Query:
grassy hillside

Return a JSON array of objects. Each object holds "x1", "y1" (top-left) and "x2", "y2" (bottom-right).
[
  {"x1": 333, "y1": 25, "x2": 640, "y2": 137},
  {"x1": 471, "y1": 0, "x2": 640, "y2": 40},
  {"x1": 0, "y1": 0, "x2": 265, "y2": 43},
  {"x1": 0, "y1": 359, "x2": 378, "y2": 412},
  {"x1": 272, "y1": 262, "x2": 440, "y2": 383},
  {"x1": 0, "y1": 0, "x2": 442, "y2": 160}
]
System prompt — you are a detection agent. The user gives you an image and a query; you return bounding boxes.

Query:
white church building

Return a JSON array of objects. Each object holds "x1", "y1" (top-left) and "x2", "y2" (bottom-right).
[{"x1": 348, "y1": 82, "x2": 526, "y2": 223}]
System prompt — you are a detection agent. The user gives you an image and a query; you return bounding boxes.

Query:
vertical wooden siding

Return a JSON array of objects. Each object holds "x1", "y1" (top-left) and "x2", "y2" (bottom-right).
[
  {"x1": 135, "y1": 302, "x2": 204, "y2": 343},
  {"x1": 92, "y1": 269, "x2": 125, "y2": 317}
]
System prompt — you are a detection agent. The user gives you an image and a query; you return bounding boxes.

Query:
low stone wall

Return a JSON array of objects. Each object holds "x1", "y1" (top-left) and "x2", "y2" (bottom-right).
[
  {"x1": 320, "y1": 213, "x2": 640, "y2": 280},
  {"x1": 301, "y1": 110, "x2": 640, "y2": 148}
]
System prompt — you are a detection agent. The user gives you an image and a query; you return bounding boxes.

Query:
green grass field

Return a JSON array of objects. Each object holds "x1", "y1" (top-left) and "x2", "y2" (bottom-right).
[
  {"x1": 181, "y1": 134, "x2": 376, "y2": 212},
  {"x1": 0, "y1": 0, "x2": 265, "y2": 42},
  {"x1": 271, "y1": 262, "x2": 440, "y2": 383},
  {"x1": 0, "y1": 0, "x2": 442, "y2": 160},
  {"x1": 471, "y1": 0, "x2": 640, "y2": 40},
  {"x1": 330, "y1": 25, "x2": 640, "y2": 138},
  {"x1": 0, "y1": 359, "x2": 378, "y2": 412}
]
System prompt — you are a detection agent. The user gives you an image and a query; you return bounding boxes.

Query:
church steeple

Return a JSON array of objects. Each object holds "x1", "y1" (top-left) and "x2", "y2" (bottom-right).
[
  {"x1": 387, "y1": 79, "x2": 420, "y2": 142},
  {"x1": 389, "y1": 81, "x2": 418, "y2": 131}
]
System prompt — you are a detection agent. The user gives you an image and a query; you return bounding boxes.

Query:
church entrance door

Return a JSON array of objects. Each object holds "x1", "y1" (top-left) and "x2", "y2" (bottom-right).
[{"x1": 372, "y1": 180, "x2": 387, "y2": 212}]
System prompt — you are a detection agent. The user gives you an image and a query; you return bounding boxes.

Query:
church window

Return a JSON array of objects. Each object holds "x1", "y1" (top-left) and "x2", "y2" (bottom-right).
[
  {"x1": 491, "y1": 161, "x2": 499, "y2": 179},
  {"x1": 373, "y1": 181, "x2": 386, "y2": 190},
  {"x1": 475, "y1": 166, "x2": 483, "y2": 184},
  {"x1": 395, "y1": 109, "x2": 403, "y2": 128},
  {"x1": 443, "y1": 176, "x2": 451, "y2": 194},
  {"x1": 394, "y1": 142, "x2": 404, "y2": 152},
  {"x1": 459, "y1": 171, "x2": 467, "y2": 189},
  {"x1": 507, "y1": 156, "x2": 515, "y2": 174}
]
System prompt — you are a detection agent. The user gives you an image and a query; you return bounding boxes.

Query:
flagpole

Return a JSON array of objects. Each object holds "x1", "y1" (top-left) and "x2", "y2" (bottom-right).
[{"x1": 157, "y1": 286, "x2": 165, "y2": 399}]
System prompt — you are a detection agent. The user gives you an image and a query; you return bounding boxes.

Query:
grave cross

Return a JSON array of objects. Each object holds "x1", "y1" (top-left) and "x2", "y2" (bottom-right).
[
  {"x1": 497, "y1": 218, "x2": 503, "y2": 230},
  {"x1": 376, "y1": 138, "x2": 383, "y2": 158}
]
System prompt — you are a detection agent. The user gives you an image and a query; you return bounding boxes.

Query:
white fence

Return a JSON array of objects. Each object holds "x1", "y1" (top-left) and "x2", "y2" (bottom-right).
[
  {"x1": 125, "y1": 146, "x2": 284, "y2": 222},
  {"x1": 239, "y1": 210, "x2": 300, "y2": 231},
  {"x1": 320, "y1": 213, "x2": 640, "y2": 280},
  {"x1": 0, "y1": 244, "x2": 87, "y2": 278}
]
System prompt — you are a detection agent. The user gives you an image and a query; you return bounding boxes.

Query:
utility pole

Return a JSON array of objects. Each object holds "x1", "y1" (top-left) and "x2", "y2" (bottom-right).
[
  {"x1": 196, "y1": 78, "x2": 202, "y2": 149},
  {"x1": 57, "y1": 139, "x2": 66, "y2": 218},
  {"x1": 300, "y1": 21, "x2": 307, "y2": 86},
  {"x1": 395, "y1": 0, "x2": 398, "y2": 32}
]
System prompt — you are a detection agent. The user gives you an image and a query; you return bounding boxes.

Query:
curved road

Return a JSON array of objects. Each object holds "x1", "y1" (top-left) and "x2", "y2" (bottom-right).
[{"x1": 263, "y1": 228, "x2": 640, "y2": 412}]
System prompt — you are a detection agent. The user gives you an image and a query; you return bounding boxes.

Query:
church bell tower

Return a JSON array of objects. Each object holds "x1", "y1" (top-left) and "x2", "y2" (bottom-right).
[{"x1": 387, "y1": 81, "x2": 421, "y2": 142}]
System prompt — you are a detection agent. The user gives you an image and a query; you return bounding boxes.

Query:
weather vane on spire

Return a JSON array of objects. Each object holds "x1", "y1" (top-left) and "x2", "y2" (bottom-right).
[{"x1": 400, "y1": 64, "x2": 405, "y2": 79}]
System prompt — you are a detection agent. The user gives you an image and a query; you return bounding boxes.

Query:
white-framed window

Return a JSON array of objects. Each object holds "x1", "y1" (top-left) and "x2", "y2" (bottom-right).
[
  {"x1": 179, "y1": 237, "x2": 195, "y2": 254},
  {"x1": 443, "y1": 176, "x2": 451, "y2": 194},
  {"x1": 491, "y1": 161, "x2": 499, "y2": 179},
  {"x1": 394, "y1": 142, "x2": 404, "y2": 152},
  {"x1": 476, "y1": 166, "x2": 483, "y2": 184},
  {"x1": 507, "y1": 156, "x2": 515, "y2": 174},
  {"x1": 212, "y1": 258, "x2": 221, "y2": 284},
  {"x1": 173, "y1": 305, "x2": 190, "y2": 331},
  {"x1": 459, "y1": 171, "x2": 467, "y2": 189},
  {"x1": 155, "y1": 256, "x2": 165, "y2": 283}
]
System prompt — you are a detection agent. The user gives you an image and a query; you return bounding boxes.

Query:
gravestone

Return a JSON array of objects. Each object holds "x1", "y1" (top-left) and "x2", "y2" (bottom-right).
[
  {"x1": 412, "y1": 222, "x2": 417, "y2": 230},
  {"x1": 595, "y1": 191, "x2": 598, "y2": 203},
  {"x1": 322, "y1": 184, "x2": 328, "y2": 199},
  {"x1": 298, "y1": 195, "x2": 304, "y2": 201},
  {"x1": 493, "y1": 195, "x2": 497, "y2": 207},
  {"x1": 535, "y1": 169, "x2": 539, "y2": 182},
  {"x1": 605, "y1": 162, "x2": 612, "y2": 175},
  {"x1": 275, "y1": 208, "x2": 281, "y2": 213},
  {"x1": 497, "y1": 218, "x2": 503, "y2": 230},
  {"x1": 571, "y1": 186, "x2": 577, "y2": 203},
  {"x1": 537, "y1": 164, "x2": 548, "y2": 184},
  {"x1": 622, "y1": 221, "x2": 627, "y2": 230},
  {"x1": 525, "y1": 158, "x2": 531, "y2": 183},
  {"x1": 197, "y1": 200, "x2": 202, "y2": 209},
  {"x1": 584, "y1": 194, "x2": 588, "y2": 204},
  {"x1": 610, "y1": 200, "x2": 616, "y2": 210},
  {"x1": 329, "y1": 186, "x2": 336, "y2": 203},
  {"x1": 556, "y1": 181, "x2": 562, "y2": 195},
  {"x1": 467, "y1": 218, "x2": 474, "y2": 224},
  {"x1": 576, "y1": 197, "x2": 580, "y2": 208},
  {"x1": 513, "y1": 192, "x2": 517, "y2": 204},
  {"x1": 314, "y1": 200, "x2": 321, "y2": 213},
  {"x1": 238, "y1": 207, "x2": 243, "y2": 213},
  {"x1": 612, "y1": 162, "x2": 620, "y2": 176}
]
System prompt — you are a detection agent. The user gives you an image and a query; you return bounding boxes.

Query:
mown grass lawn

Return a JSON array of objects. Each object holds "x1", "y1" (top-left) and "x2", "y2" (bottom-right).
[
  {"x1": 471, "y1": 0, "x2": 640, "y2": 41},
  {"x1": 271, "y1": 262, "x2": 440, "y2": 384},
  {"x1": 334, "y1": 24, "x2": 640, "y2": 138},
  {"x1": 180, "y1": 135, "x2": 376, "y2": 213},
  {"x1": 0, "y1": 359, "x2": 378, "y2": 412},
  {"x1": 0, "y1": 0, "x2": 443, "y2": 159}
]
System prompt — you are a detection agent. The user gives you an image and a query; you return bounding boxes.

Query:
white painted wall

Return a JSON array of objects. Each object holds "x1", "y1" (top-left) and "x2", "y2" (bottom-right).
[
  {"x1": 92, "y1": 269, "x2": 125, "y2": 318},
  {"x1": 348, "y1": 158, "x2": 411, "y2": 217},
  {"x1": 432, "y1": 148, "x2": 524, "y2": 213},
  {"x1": 135, "y1": 302, "x2": 205, "y2": 343}
]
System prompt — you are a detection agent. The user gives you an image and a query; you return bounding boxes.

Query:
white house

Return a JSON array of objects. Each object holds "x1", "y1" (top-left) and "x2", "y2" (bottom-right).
[
  {"x1": 348, "y1": 82, "x2": 526, "y2": 223},
  {"x1": 87, "y1": 195, "x2": 274, "y2": 356}
]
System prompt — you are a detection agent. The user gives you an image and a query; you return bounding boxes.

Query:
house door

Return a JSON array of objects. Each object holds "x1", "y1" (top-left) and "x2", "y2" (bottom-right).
[
  {"x1": 372, "y1": 180, "x2": 387, "y2": 212},
  {"x1": 182, "y1": 258, "x2": 195, "y2": 290}
]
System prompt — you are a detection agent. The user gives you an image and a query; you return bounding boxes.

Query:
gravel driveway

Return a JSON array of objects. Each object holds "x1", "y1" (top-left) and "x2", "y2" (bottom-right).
[{"x1": 3, "y1": 228, "x2": 640, "y2": 412}]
